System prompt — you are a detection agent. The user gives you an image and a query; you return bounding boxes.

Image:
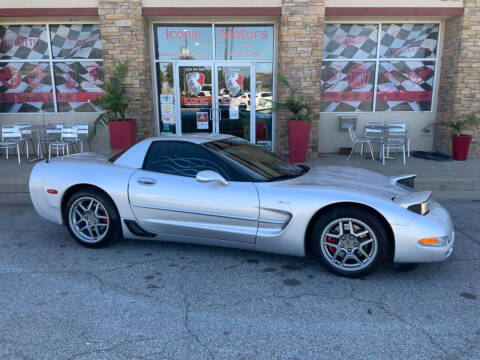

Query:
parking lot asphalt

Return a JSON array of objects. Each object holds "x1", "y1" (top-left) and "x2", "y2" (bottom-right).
[{"x1": 0, "y1": 200, "x2": 479, "y2": 360}]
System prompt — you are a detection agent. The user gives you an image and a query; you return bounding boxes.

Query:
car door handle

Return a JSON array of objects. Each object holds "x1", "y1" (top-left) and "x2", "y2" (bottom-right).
[{"x1": 138, "y1": 177, "x2": 156, "y2": 185}]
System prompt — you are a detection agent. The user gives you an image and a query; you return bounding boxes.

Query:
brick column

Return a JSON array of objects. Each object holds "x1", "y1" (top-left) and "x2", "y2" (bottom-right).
[
  {"x1": 98, "y1": 0, "x2": 154, "y2": 141},
  {"x1": 435, "y1": 0, "x2": 480, "y2": 157},
  {"x1": 277, "y1": 0, "x2": 325, "y2": 159}
]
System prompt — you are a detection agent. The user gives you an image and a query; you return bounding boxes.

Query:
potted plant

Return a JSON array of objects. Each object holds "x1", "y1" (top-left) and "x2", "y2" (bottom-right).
[
  {"x1": 447, "y1": 113, "x2": 480, "y2": 161},
  {"x1": 274, "y1": 73, "x2": 313, "y2": 163},
  {"x1": 89, "y1": 62, "x2": 136, "y2": 150}
]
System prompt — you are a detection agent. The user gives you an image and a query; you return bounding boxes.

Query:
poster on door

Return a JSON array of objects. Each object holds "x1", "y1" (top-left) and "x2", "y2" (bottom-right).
[
  {"x1": 229, "y1": 104, "x2": 239, "y2": 119},
  {"x1": 196, "y1": 112, "x2": 209, "y2": 129}
]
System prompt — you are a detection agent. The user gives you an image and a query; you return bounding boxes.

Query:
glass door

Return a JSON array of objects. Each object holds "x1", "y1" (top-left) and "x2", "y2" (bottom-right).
[
  {"x1": 214, "y1": 64, "x2": 253, "y2": 142},
  {"x1": 176, "y1": 63, "x2": 214, "y2": 134}
]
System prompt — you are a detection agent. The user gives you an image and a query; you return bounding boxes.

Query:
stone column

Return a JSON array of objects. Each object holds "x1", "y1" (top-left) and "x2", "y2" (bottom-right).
[
  {"x1": 98, "y1": 0, "x2": 154, "y2": 141},
  {"x1": 277, "y1": 0, "x2": 325, "y2": 159},
  {"x1": 435, "y1": 0, "x2": 480, "y2": 157}
]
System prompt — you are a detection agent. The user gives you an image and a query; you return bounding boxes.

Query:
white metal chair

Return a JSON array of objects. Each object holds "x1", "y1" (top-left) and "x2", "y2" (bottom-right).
[
  {"x1": 382, "y1": 128, "x2": 407, "y2": 166},
  {"x1": 347, "y1": 124, "x2": 375, "y2": 161},
  {"x1": 48, "y1": 127, "x2": 79, "y2": 158},
  {"x1": 73, "y1": 123, "x2": 89, "y2": 153},
  {"x1": 14, "y1": 122, "x2": 33, "y2": 159},
  {"x1": 388, "y1": 121, "x2": 410, "y2": 157},
  {"x1": 0, "y1": 125, "x2": 22, "y2": 163}
]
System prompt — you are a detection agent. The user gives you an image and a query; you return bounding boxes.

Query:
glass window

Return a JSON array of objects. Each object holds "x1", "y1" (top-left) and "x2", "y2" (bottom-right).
[
  {"x1": 320, "y1": 61, "x2": 376, "y2": 112},
  {"x1": 203, "y1": 137, "x2": 304, "y2": 182},
  {"x1": 0, "y1": 62, "x2": 53, "y2": 112},
  {"x1": 215, "y1": 25, "x2": 274, "y2": 60},
  {"x1": 0, "y1": 23, "x2": 104, "y2": 113},
  {"x1": 0, "y1": 25, "x2": 49, "y2": 60},
  {"x1": 323, "y1": 24, "x2": 378, "y2": 59},
  {"x1": 154, "y1": 25, "x2": 213, "y2": 60},
  {"x1": 321, "y1": 23, "x2": 439, "y2": 113},
  {"x1": 157, "y1": 62, "x2": 176, "y2": 134},
  {"x1": 50, "y1": 24, "x2": 102, "y2": 59},
  {"x1": 376, "y1": 61, "x2": 435, "y2": 112},
  {"x1": 380, "y1": 24, "x2": 438, "y2": 59},
  {"x1": 255, "y1": 62, "x2": 273, "y2": 150},
  {"x1": 54, "y1": 61, "x2": 104, "y2": 112},
  {"x1": 144, "y1": 141, "x2": 228, "y2": 178}
]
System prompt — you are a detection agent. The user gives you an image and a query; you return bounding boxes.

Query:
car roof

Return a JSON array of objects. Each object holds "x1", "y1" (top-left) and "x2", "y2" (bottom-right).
[
  {"x1": 113, "y1": 133, "x2": 236, "y2": 168},
  {"x1": 146, "y1": 133, "x2": 235, "y2": 145}
]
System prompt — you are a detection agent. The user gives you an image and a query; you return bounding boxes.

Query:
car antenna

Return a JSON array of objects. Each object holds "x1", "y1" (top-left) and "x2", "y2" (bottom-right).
[{"x1": 42, "y1": 110, "x2": 49, "y2": 163}]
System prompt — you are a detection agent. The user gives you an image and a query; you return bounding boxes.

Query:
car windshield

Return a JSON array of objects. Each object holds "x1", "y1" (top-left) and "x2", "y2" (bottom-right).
[{"x1": 203, "y1": 138, "x2": 307, "y2": 182}]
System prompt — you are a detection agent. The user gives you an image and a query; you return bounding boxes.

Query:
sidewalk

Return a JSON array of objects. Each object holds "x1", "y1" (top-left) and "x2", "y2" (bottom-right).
[{"x1": 1, "y1": 152, "x2": 479, "y2": 200}]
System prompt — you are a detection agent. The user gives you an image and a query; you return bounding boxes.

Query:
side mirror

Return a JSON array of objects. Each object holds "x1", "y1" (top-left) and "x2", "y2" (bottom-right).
[{"x1": 196, "y1": 170, "x2": 229, "y2": 186}]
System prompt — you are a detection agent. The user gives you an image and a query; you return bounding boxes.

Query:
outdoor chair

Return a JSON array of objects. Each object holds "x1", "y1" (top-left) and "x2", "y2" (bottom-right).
[
  {"x1": 45, "y1": 122, "x2": 63, "y2": 143},
  {"x1": 388, "y1": 121, "x2": 410, "y2": 157},
  {"x1": 0, "y1": 125, "x2": 23, "y2": 163},
  {"x1": 72, "y1": 123, "x2": 90, "y2": 153},
  {"x1": 382, "y1": 128, "x2": 407, "y2": 166},
  {"x1": 48, "y1": 127, "x2": 79, "y2": 158},
  {"x1": 14, "y1": 122, "x2": 33, "y2": 158},
  {"x1": 347, "y1": 124, "x2": 375, "y2": 161}
]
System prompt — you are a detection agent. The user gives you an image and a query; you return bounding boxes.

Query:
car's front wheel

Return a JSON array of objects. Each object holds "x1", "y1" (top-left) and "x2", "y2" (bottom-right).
[
  {"x1": 65, "y1": 188, "x2": 121, "y2": 248},
  {"x1": 311, "y1": 206, "x2": 390, "y2": 278}
]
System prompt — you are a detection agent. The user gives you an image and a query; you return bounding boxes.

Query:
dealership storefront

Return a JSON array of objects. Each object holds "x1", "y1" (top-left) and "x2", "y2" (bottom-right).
[
  {"x1": 153, "y1": 23, "x2": 275, "y2": 150},
  {"x1": 0, "y1": 0, "x2": 477, "y2": 157}
]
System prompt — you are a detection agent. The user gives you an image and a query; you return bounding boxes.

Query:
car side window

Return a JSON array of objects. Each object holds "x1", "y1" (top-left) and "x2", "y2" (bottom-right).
[{"x1": 143, "y1": 141, "x2": 229, "y2": 179}]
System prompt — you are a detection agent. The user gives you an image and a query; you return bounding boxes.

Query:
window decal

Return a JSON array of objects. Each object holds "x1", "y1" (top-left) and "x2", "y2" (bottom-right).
[
  {"x1": 0, "y1": 62, "x2": 53, "y2": 112},
  {"x1": 323, "y1": 24, "x2": 378, "y2": 59},
  {"x1": 376, "y1": 61, "x2": 435, "y2": 112},
  {"x1": 320, "y1": 61, "x2": 376, "y2": 112},
  {"x1": 50, "y1": 24, "x2": 102, "y2": 59},
  {"x1": 0, "y1": 25, "x2": 49, "y2": 60},
  {"x1": 380, "y1": 24, "x2": 439, "y2": 59},
  {"x1": 54, "y1": 61, "x2": 104, "y2": 112}
]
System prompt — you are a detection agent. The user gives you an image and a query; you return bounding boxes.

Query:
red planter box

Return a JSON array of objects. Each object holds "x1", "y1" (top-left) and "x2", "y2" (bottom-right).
[
  {"x1": 108, "y1": 119, "x2": 137, "y2": 151},
  {"x1": 451, "y1": 134, "x2": 472, "y2": 161},
  {"x1": 288, "y1": 119, "x2": 311, "y2": 163}
]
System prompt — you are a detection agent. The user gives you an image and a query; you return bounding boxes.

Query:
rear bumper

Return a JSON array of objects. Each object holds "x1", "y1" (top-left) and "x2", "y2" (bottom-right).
[{"x1": 393, "y1": 201, "x2": 454, "y2": 263}]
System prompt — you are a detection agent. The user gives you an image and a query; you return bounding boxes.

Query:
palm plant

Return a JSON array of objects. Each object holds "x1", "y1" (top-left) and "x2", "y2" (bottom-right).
[
  {"x1": 447, "y1": 113, "x2": 480, "y2": 135},
  {"x1": 273, "y1": 73, "x2": 313, "y2": 121},
  {"x1": 89, "y1": 62, "x2": 129, "y2": 140}
]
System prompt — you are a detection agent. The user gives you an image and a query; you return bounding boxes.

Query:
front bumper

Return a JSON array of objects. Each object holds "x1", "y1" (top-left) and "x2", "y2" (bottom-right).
[{"x1": 393, "y1": 201, "x2": 455, "y2": 263}]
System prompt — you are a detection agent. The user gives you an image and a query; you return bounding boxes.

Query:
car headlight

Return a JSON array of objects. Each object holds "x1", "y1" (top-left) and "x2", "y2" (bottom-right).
[{"x1": 407, "y1": 200, "x2": 430, "y2": 216}]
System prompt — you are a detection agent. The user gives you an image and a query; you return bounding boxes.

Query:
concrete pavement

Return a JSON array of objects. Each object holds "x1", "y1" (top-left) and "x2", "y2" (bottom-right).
[{"x1": 0, "y1": 200, "x2": 479, "y2": 359}]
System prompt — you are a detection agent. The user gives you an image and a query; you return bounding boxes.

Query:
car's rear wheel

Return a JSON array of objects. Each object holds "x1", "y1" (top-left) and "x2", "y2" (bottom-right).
[
  {"x1": 311, "y1": 206, "x2": 390, "y2": 278},
  {"x1": 65, "y1": 189, "x2": 120, "y2": 248}
]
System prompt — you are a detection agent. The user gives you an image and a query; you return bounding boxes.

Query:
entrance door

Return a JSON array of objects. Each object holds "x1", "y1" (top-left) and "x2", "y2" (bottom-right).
[
  {"x1": 214, "y1": 64, "x2": 253, "y2": 142},
  {"x1": 175, "y1": 62, "x2": 255, "y2": 142},
  {"x1": 176, "y1": 64, "x2": 214, "y2": 134}
]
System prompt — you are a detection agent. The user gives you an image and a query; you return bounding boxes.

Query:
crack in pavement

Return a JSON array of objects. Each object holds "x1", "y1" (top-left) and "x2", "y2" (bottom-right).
[{"x1": 180, "y1": 287, "x2": 215, "y2": 360}]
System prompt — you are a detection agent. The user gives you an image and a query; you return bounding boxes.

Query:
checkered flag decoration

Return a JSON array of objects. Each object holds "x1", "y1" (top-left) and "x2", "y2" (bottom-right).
[
  {"x1": 376, "y1": 61, "x2": 435, "y2": 112},
  {"x1": 380, "y1": 24, "x2": 439, "y2": 59},
  {"x1": 320, "y1": 61, "x2": 376, "y2": 112},
  {"x1": 50, "y1": 24, "x2": 102, "y2": 59},
  {"x1": 0, "y1": 25, "x2": 49, "y2": 60},
  {"x1": 323, "y1": 24, "x2": 378, "y2": 59},
  {"x1": 0, "y1": 62, "x2": 53, "y2": 113},
  {"x1": 54, "y1": 61, "x2": 104, "y2": 112}
]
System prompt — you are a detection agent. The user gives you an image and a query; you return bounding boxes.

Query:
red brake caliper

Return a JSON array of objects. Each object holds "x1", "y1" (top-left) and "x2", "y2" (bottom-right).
[{"x1": 326, "y1": 236, "x2": 336, "y2": 255}]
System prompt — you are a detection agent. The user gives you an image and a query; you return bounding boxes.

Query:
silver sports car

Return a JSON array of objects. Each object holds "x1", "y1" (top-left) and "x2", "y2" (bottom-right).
[{"x1": 29, "y1": 134, "x2": 454, "y2": 277}]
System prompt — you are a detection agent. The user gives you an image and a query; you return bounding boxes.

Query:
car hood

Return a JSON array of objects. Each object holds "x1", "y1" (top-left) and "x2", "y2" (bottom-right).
[{"x1": 283, "y1": 165, "x2": 412, "y2": 199}]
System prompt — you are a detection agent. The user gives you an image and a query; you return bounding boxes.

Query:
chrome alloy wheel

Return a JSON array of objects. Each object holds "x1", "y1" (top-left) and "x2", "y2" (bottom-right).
[
  {"x1": 320, "y1": 218, "x2": 378, "y2": 272},
  {"x1": 68, "y1": 196, "x2": 110, "y2": 244}
]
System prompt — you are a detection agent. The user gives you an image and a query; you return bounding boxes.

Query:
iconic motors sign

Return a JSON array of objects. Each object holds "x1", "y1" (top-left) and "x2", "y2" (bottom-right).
[{"x1": 155, "y1": 24, "x2": 274, "y2": 61}]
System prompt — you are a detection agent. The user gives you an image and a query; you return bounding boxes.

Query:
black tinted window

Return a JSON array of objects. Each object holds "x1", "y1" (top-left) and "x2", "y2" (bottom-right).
[{"x1": 144, "y1": 141, "x2": 228, "y2": 178}]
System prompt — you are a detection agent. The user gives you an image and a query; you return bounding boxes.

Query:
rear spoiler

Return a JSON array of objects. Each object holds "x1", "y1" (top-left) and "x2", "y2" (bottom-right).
[{"x1": 390, "y1": 174, "x2": 416, "y2": 189}]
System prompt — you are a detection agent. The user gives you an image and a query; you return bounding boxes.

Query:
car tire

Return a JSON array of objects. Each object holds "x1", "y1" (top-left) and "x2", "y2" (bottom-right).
[
  {"x1": 64, "y1": 188, "x2": 121, "y2": 248},
  {"x1": 311, "y1": 206, "x2": 390, "y2": 278}
]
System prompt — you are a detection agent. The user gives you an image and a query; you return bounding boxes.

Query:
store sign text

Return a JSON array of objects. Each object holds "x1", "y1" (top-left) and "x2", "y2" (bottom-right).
[{"x1": 219, "y1": 28, "x2": 268, "y2": 40}]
